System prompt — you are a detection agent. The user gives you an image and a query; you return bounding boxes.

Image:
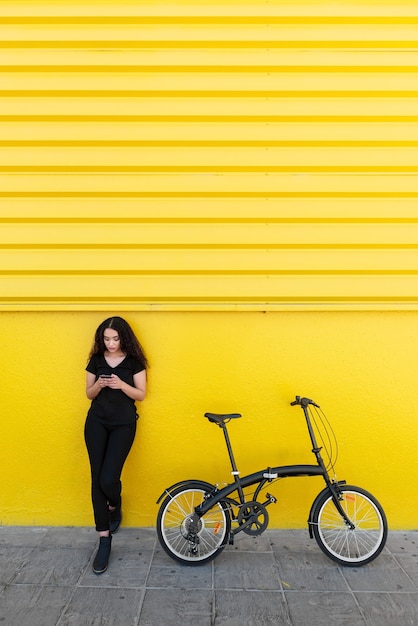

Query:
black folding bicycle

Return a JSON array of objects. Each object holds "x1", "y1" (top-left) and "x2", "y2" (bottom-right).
[{"x1": 156, "y1": 396, "x2": 388, "y2": 566}]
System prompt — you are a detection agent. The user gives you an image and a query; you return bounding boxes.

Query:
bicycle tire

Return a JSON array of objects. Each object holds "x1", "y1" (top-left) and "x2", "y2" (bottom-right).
[
  {"x1": 156, "y1": 480, "x2": 231, "y2": 565},
  {"x1": 311, "y1": 484, "x2": 388, "y2": 566}
]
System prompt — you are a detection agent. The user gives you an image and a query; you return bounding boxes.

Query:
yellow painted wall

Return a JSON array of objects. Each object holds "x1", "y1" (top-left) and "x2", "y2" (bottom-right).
[
  {"x1": 2, "y1": 310, "x2": 417, "y2": 529},
  {"x1": 1, "y1": 1, "x2": 418, "y2": 530}
]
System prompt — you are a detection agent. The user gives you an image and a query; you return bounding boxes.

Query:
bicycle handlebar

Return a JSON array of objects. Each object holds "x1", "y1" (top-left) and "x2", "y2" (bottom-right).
[{"x1": 291, "y1": 395, "x2": 320, "y2": 408}]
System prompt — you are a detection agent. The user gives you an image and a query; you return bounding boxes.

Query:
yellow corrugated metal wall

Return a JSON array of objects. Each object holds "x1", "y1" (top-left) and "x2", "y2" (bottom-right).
[
  {"x1": 2, "y1": 1, "x2": 418, "y2": 309},
  {"x1": 2, "y1": 2, "x2": 418, "y2": 529}
]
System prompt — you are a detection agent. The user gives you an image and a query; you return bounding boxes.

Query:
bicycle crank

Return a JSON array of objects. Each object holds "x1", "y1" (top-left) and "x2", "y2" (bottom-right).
[{"x1": 237, "y1": 501, "x2": 269, "y2": 536}]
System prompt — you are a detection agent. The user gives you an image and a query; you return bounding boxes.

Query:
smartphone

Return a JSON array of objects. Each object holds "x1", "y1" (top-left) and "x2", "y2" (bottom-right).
[{"x1": 100, "y1": 374, "x2": 112, "y2": 379}]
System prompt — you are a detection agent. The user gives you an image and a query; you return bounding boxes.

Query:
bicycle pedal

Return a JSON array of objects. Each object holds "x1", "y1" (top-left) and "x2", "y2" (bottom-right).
[{"x1": 228, "y1": 532, "x2": 235, "y2": 545}]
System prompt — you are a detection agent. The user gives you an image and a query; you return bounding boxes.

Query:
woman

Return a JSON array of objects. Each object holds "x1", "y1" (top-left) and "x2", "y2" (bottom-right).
[{"x1": 84, "y1": 316, "x2": 148, "y2": 574}]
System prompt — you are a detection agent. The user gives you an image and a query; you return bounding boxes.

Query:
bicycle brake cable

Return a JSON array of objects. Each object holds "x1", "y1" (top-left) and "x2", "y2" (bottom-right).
[{"x1": 309, "y1": 405, "x2": 339, "y2": 473}]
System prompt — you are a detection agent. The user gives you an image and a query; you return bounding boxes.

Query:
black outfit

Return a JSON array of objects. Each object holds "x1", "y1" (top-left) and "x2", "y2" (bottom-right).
[{"x1": 84, "y1": 354, "x2": 145, "y2": 532}]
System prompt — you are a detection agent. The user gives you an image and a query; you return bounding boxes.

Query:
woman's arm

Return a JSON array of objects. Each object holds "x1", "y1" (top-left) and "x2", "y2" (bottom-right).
[{"x1": 86, "y1": 371, "x2": 102, "y2": 400}]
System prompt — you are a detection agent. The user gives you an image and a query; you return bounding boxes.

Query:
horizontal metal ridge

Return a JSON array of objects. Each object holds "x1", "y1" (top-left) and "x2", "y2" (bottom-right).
[
  {"x1": 3, "y1": 89, "x2": 418, "y2": 98},
  {"x1": 1, "y1": 191, "x2": 418, "y2": 198},
  {"x1": 1, "y1": 217, "x2": 416, "y2": 225},
  {"x1": 2, "y1": 165, "x2": 418, "y2": 173},
  {"x1": 2, "y1": 115, "x2": 418, "y2": 122},
  {"x1": 3, "y1": 243, "x2": 418, "y2": 250},
  {"x1": 3, "y1": 140, "x2": 418, "y2": 147},
  {"x1": 2, "y1": 269, "x2": 418, "y2": 276},
  {"x1": 3, "y1": 17, "x2": 418, "y2": 25},
  {"x1": 3, "y1": 65, "x2": 418, "y2": 73},
  {"x1": 2, "y1": 41, "x2": 418, "y2": 49}
]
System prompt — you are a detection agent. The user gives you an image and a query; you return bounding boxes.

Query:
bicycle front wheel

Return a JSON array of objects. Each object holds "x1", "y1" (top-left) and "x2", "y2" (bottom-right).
[
  {"x1": 311, "y1": 484, "x2": 387, "y2": 566},
  {"x1": 156, "y1": 481, "x2": 231, "y2": 565}
]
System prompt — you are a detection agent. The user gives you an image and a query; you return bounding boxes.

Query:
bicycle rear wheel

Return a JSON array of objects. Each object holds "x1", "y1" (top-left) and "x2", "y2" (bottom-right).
[
  {"x1": 156, "y1": 481, "x2": 231, "y2": 565},
  {"x1": 311, "y1": 484, "x2": 387, "y2": 566}
]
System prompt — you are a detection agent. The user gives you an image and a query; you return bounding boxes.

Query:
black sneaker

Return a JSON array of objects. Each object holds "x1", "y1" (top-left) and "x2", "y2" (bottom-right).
[
  {"x1": 109, "y1": 503, "x2": 122, "y2": 535},
  {"x1": 93, "y1": 535, "x2": 112, "y2": 574}
]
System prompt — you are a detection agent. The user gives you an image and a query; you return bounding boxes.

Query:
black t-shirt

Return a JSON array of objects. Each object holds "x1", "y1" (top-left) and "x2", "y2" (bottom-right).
[{"x1": 86, "y1": 354, "x2": 145, "y2": 425}]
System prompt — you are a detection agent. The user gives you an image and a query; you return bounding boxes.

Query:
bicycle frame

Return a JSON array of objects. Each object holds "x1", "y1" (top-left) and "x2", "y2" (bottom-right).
[{"x1": 190, "y1": 396, "x2": 354, "y2": 534}]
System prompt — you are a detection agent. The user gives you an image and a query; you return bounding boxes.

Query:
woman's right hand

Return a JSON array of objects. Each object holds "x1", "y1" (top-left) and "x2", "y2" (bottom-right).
[{"x1": 86, "y1": 372, "x2": 103, "y2": 399}]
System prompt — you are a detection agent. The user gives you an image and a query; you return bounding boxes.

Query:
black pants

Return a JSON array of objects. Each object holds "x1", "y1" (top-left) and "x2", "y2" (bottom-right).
[{"x1": 84, "y1": 417, "x2": 136, "y2": 532}]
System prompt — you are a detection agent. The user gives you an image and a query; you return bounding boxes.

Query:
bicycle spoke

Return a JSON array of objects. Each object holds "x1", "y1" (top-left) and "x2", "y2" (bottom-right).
[
  {"x1": 157, "y1": 484, "x2": 230, "y2": 564},
  {"x1": 313, "y1": 486, "x2": 387, "y2": 565}
]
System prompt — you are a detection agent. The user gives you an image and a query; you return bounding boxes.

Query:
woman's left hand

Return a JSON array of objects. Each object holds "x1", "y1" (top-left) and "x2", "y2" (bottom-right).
[
  {"x1": 106, "y1": 374, "x2": 124, "y2": 390},
  {"x1": 103, "y1": 370, "x2": 146, "y2": 401}
]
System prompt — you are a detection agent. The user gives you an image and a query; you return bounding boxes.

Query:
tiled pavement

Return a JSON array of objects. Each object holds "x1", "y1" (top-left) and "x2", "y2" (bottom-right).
[{"x1": 0, "y1": 527, "x2": 417, "y2": 625}]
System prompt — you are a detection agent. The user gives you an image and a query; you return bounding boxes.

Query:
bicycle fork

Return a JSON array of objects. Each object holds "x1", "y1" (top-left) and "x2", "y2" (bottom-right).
[
  {"x1": 308, "y1": 480, "x2": 356, "y2": 537},
  {"x1": 299, "y1": 400, "x2": 356, "y2": 534}
]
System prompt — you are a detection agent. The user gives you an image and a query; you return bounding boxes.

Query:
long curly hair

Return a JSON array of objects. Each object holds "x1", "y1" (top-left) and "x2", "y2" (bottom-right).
[{"x1": 89, "y1": 316, "x2": 149, "y2": 369}]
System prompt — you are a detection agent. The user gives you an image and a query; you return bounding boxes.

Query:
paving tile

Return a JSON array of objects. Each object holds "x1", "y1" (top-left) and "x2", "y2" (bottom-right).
[
  {"x1": 147, "y1": 558, "x2": 213, "y2": 589},
  {"x1": 80, "y1": 545, "x2": 153, "y2": 588},
  {"x1": 39, "y1": 526, "x2": 96, "y2": 549},
  {"x1": 230, "y1": 532, "x2": 272, "y2": 552},
  {"x1": 13, "y1": 546, "x2": 89, "y2": 586},
  {"x1": 214, "y1": 552, "x2": 282, "y2": 590},
  {"x1": 355, "y1": 592, "x2": 418, "y2": 626},
  {"x1": 393, "y1": 554, "x2": 418, "y2": 587},
  {"x1": 112, "y1": 527, "x2": 157, "y2": 552},
  {"x1": 60, "y1": 587, "x2": 143, "y2": 626},
  {"x1": 214, "y1": 589, "x2": 291, "y2": 625},
  {"x1": 285, "y1": 591, "x2": 366, "y2": 626},
  {"x1": 0, "y1": 546, "x2": 33, "y2": 584},
  {"x1": 0, "y1": 526, "x2": 47, "y2": 547},
  {"x1": 385, "y1": 531, "x2": 418, "y2": 555},
  {"x1": 139, "y1": 588, "x2": 213, "y2": 626},
  {"x1": 152, "y1": 542, "x2": 216, "y2": 571},
  {"x1": 0, "y1": 584, "x2": 73, "y2": 626},
  {"x1": 342, "y1": 555, "x2": 417, "y2": 592},
  {"x1": 269, "y1": 529, "x2": 321, "y2": 554},
  {"x1": 274, "y1": 550, "x2": 349, "y2": 591},
  {"x1": 151, "y1": 543, "x2": 175, "y2": 565}
]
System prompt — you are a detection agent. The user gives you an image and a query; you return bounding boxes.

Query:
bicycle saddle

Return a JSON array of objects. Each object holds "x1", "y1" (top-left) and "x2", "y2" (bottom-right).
[{"x1": 204, "y1": 412, "x2": 241, "y2": 424}]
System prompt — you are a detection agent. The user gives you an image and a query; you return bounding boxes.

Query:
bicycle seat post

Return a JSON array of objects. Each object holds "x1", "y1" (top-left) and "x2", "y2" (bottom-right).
[{"x1": 221, "y1": 422, "x2": 245, "y2": 502}]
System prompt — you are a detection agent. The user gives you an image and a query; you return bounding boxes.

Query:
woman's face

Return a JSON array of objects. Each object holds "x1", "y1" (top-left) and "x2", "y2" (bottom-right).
[{"x1": 103, "y1": 328, "x2": 121, "y2": 353}]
